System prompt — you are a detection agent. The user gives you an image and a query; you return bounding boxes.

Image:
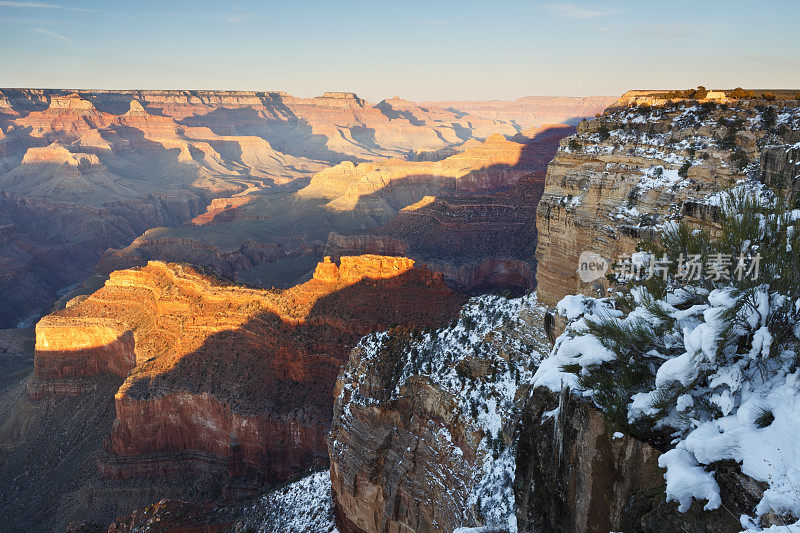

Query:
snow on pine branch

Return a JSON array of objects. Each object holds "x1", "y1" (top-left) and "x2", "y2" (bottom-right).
[{"x1": 532, "y1": 189, "x2": 800, "y2": 531}]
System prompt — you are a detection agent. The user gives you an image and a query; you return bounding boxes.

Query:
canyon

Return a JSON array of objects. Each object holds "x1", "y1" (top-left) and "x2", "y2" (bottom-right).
[
  {"x1": 0, "y1": 88, "x2": 611, "y2": 531},
  {"x1": 95, "y1": 123, "x2": 575, "y2": 297},
  {"x1": 322, "y1": 92, "x2": 800, "y2": 533},
  {"x1": 0, "y1": 89, "x2": 610, "y2": 328},
  {"x1": 6, "y1": 87, "x2": 799, "y2": 533}
]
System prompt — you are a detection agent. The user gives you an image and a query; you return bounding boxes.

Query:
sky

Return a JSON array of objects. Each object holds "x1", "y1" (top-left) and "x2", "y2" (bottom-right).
[{"x1": 0, "y1": 0, "x2": 797, "y2": 102}]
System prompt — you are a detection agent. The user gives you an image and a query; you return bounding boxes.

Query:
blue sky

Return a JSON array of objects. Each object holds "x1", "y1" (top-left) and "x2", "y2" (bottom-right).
[{"x1": 0, "y1": 0, "x2": 797, "y2": 101}]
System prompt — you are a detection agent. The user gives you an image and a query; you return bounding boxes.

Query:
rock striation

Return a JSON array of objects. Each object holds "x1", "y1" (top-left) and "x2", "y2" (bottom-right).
[
  {"x1": 535, "y1": 97, "x2": 800, "y2": 306},
  {"x1": 34, "y1": 257, "x2": 466, "y2": 485},
  {"x1": 322, "y1": 125, "x2": 574, "y2": 293},
  {"x1": 328, "y1": 294, "x2": 551, "y2": 532}
]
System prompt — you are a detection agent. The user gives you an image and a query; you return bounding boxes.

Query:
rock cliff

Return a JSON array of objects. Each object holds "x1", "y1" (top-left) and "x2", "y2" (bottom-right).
[
  {"x1": 34, "y1": 257, "x2": 465, "y2": 487},
  {"x1": 535, "y1": 97, "x2": 800, "y2": 306},
  {"x1": 329, "y1": 294, "x2": 550, "y2": 532},
  {"x1": 322, "y1": 125, "x2": 574, "y2": 293}
]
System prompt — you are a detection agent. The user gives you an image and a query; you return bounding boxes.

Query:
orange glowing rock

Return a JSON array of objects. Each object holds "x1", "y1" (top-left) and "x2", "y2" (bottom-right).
[{"x1": 34, "y1": 257, "x2": 465, "y2": 482}]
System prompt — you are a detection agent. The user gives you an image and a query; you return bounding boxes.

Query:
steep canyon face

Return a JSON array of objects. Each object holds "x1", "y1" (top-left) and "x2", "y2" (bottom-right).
[
  {"x1": 514, "y1": 388, "x2": 764, "y2": 533},
  {"x1": 36, "y1": 257, "x2": 465, "y2": 480},
  {"x1": 324, "y1": 93, "x2": 800, "y2": 533},
  {"x1": 0, "y1": 255, "x2": 467, "y2": 529},
  {"x1": 0, "y1": 89, "x2": 607, "y2": 327},
  {"x1": 535, "y1": 92, "x2": 800, "y2": 306}
]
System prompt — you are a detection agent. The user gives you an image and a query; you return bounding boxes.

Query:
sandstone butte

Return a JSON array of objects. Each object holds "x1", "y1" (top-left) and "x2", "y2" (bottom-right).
[{"x1": 33, "y1": 256, "x2": 467, "y2": 483}]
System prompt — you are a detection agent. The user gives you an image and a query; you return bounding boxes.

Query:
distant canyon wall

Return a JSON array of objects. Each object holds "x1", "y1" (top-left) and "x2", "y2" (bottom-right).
[
  {"x1": 0, "y1": 89, "x2": 601, "y2": 326},
  {"x1": 421, "y1": 96, "x2": 618, "y2": 129}
]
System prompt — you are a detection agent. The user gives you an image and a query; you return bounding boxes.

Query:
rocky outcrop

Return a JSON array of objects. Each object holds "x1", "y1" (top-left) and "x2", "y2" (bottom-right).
[
  {"x1": 535, "y1": 98, "x2": 800, "y2": 306},
  {"x1": 514, "y1": 387, "x2": 765, "y2": 533},
  {"x1": 329, "y1": 294, "x2": 551, "y2": 533},
  {"x1": 34, "y1": 257, "x2": 466, "y2": 486},
  {"x1": 35, "y1": 323, "x2": 135, "y2": 379}
]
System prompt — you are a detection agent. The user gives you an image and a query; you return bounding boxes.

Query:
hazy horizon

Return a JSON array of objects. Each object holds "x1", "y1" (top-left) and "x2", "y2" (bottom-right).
[
  {"x1": 2, "y1": 0, "x2": 798, "y2": 102},
  {"x1": 0, "y1": 86, "x2": 623, "y2": 101}
]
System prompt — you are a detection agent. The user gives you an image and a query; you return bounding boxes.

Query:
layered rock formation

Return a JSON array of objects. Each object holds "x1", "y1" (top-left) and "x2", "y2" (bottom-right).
[
  {"x1": 0, "y1": 89, "x2": 519, "y2": 182},
  {"x1": 329, "y1": 294, "x2": 551, "y2": 532},
  {"x1": 34, "y1": 257, "x2": 465, "y2": 487},
  {"x1": 0, "y1": 88, "x2": 606, "y2": 325},
  {"x1": 322, "y1": 125, "x2": 574, "y2": 293},
  {"x1": 17, "y1": 90, "x2": 800, "y2": 533},
  {"x1": 535, "y1": 98, "x2": 800, "y2": 305}
]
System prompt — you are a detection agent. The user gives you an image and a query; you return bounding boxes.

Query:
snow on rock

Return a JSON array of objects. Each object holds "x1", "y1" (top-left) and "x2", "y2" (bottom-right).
[
  {"x1": 235, "y1": 470, "x2": 338, "y2": 533},
  {"x1": 532, "y1": 187, "x2": 800, "y2": 530},
  {"x1": 331, "y1": 292, "x2": 551, "y2": 532}
]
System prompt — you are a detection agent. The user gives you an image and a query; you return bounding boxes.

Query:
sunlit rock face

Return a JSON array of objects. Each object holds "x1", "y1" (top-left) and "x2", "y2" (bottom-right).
[
  {"x1": 33, "y1": 257, "x2": 466, "y2": 483},
  {"x1": 321, "y1": 125, "x2": 575, "y2": 294},
  {"x1": 535, "y1": 97, "x2": 800, "y2": 306}
]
